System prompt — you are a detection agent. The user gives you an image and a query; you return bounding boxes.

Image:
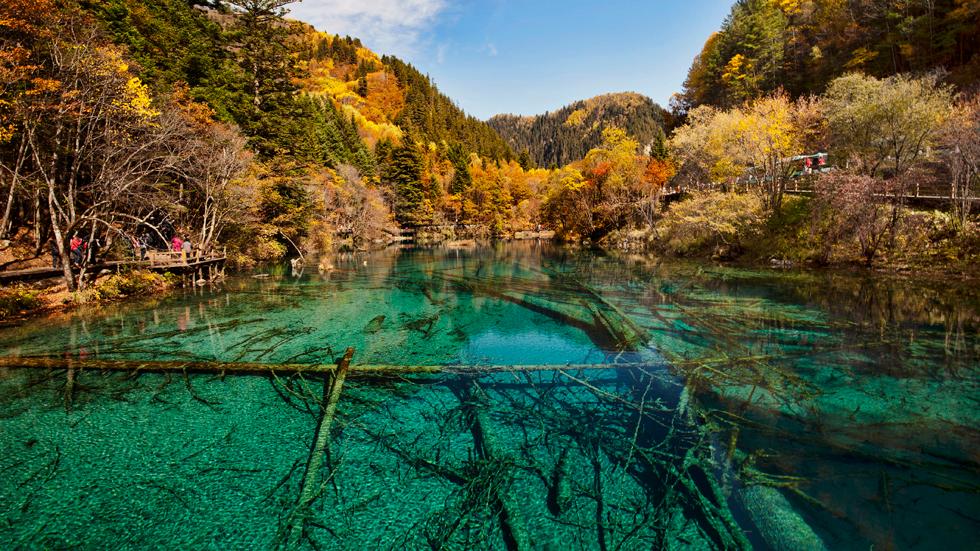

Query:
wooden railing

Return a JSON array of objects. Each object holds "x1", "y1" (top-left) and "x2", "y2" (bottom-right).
[{"x1": 146, "y1": 247, "x2": 226, "y2": 267}]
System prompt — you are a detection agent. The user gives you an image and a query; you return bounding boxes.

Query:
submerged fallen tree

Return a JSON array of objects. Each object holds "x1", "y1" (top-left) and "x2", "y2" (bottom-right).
[
  {"x1": 285, "y1": 347, "x2": 355, "y2": 549},
  {"x1": 450, "y1": 379, "x2": 532, "y2": 551},
  {"x1": 0, "y1": 356, "x2": 662, "y2": 375}
]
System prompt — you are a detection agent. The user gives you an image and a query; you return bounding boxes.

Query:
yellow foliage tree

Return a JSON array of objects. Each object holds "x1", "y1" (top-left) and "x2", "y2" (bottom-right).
[
  {"x1": 671, "y1": 92, "x2": 804, "y2": 211},
  {"x1": 564, "y1": 108, "x2": 587, "y2": 127}
]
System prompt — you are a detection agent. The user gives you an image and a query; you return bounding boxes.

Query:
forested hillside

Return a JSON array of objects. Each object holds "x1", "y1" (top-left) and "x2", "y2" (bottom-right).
[
  {"x1": 83, "y1": 0, "x2": 513, "y2": 162},
  {"x1": 681, "y1": 0, "x2": 980, "y2": 109},
  {"x1": 489, "y1": 93, "x2": 668, "y2": 168},
  {"x1": 0, "y1": 0, "x2": 530, "y2": 292}
]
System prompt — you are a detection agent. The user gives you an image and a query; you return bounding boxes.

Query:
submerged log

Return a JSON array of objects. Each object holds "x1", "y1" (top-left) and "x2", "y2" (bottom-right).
[
  {"x1": 0, "y1": 356, "x2": 664, "y2": 375},
  {"x1": 453, "y1": 380, "x2": 532, "y2": 551},
  {"x1": 287, "y1": 347, "x2": 354, "y2": 549},
  {"x1": 737, "y1": 484, "x2": 828, "y2": 551}
]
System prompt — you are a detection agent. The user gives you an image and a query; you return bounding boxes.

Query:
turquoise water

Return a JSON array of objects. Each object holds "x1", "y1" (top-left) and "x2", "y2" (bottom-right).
[{"x1": 0, "y1": 242, "x2": 977, "y2": 549}]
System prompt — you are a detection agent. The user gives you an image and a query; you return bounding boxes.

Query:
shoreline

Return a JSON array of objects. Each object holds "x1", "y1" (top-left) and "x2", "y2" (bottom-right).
[{"x1": 3, "y1": 237, "x2": 977, "y2": 326}]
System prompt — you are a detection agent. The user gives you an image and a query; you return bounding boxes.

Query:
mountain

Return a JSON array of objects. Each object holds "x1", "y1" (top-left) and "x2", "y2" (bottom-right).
[{"x1": 488, "y1": 92, "x2": 667, "y2": 168}]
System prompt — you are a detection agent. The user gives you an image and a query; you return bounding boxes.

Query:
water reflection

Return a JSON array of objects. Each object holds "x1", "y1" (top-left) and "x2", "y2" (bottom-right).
[{"x1": 0, "y1": 242, "x2": 977, "y2": 550}]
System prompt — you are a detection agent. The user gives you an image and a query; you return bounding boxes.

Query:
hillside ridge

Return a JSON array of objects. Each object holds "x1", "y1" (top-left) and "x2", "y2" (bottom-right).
[{"x1": 488, "y1": 92, "x2": 667, "y2": 168}]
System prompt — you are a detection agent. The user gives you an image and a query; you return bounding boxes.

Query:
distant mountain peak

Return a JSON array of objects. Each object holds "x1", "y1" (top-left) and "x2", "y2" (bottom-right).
[{"x1": 488, "y1": 93, "x2": 666, "y2": 167}]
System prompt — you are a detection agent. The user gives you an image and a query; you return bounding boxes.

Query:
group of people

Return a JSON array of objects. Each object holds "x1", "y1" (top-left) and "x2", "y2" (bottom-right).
[
  {"x1": 48, "y1": 230, "x2": 197, "y2": 271},
  {"x1": 50, "y1": 234, "x2": 101, "y2": 269},
  {"x1": 170, "y1": 234, "x2": 194, "y2": 262},
  {"x1": 130, "y1": 233, "x2": 150, "y2": 261}
]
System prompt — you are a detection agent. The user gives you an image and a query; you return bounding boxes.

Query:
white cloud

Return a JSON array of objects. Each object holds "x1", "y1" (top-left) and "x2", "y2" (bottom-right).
[
  {"x1": 485, "y1": 42, "x2": 498, "y2": 57},
  {"x1": 287, "y1": 0, "x2": 448, "y2": 57}
]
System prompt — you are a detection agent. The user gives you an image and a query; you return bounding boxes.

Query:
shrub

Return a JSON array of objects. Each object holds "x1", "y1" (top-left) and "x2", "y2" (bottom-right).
[
  {"x1": 68, "y1": 270, "x2": 174, "y2": 305},
  {"x1": 0, "y1": 286, "x2": 43, "y2": 320},
  {"x1": 809, "y1": 171, "x2": 903, "y2": 265},
  {"x1": 654, "y1": 192, "x2": 765, "y2": 256},
  {"x1": 98, "y1": 270, "x2": 172, "y2": 297}
]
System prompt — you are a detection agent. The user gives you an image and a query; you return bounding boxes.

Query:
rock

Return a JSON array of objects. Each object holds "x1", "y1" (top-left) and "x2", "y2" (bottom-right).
[{"x1": 712, "y1": 245, "x2": 735, "y2": 260}]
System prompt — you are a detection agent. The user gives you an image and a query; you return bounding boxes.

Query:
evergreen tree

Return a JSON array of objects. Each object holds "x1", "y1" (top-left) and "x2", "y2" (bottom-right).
[
  {"x1": 650, "y1": 127, "x2": 669, "y2": 160},
  {"x1": 448, "y1": 143, "x2": 472, "y2": 195},
  {"x1": 518, "y1": 149, "x2": 533, "y2": 170},
  {"x1": 384, "y1": 143, "x2": 425, "y2": 226},
  {"x1": 382, "y1": 55, "x2": 514, "y2": 161},
  {"x1": 224, "y1": 0, "x2": 301, "y2": 157},
  {"x1": 357, "y1": 75, "x2": 368, "y2": 97},
  {"x1": 489, "y1": 93, "x2": 666, "y2": 168}
]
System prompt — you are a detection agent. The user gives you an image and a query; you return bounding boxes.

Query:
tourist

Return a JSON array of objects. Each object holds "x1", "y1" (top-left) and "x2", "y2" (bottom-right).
[
  {"x1": 49, "y1": 240, "x2": 61, "y2": 269},
  {"x1": 69, "y1": 234, "x2": 85, "y2": 267},
  {"x1": 128, "y1": 234, "x2": 140, "y2": 260},
  {"x1": 181, "y1": 238, "x2": 192, "y2": 263},
  {"x1": 171, "y1": 234, "x2": 183, "y2": 253},
  {"x1": 88, "y1": 237, "x2": 102, "y2": 265},
  {"x1": 138, "y1": 233, "x2": 149, "y2": 260}
]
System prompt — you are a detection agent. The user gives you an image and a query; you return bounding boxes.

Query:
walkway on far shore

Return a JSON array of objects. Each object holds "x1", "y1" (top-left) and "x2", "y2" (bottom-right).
[{"x1": 0, "y1": 251, "x2": 226, "y2": 285}]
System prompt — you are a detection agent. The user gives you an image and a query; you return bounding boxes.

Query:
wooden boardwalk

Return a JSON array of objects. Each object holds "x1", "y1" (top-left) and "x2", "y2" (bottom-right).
[
  {"x1": 671, "y1": 180, "x2": 978, "y2": 207},
  {"x1": 0, "y1": 253, "x2": 226, "y2": 285},
  {"x1": 784, "y1": 188, "x2": 980, "y2": 203}
]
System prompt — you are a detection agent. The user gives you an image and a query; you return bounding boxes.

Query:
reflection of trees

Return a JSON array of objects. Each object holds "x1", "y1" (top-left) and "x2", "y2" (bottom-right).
[{"x1": 583, "y1": 253, "x2": 980, "y2": 550}]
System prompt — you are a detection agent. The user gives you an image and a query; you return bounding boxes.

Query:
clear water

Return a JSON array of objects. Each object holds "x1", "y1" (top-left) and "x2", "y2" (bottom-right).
[{"x1": 0, "y1": 242, "x2": 977, "y2": 550}]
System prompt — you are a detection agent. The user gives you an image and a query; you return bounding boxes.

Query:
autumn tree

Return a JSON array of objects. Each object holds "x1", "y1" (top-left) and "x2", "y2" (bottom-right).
[
  {"x1": 938, "y1": 96, "x2": 980, "y2": 226},
  {"x1": 542, "y1": 128, "x2": 644, "y2": 240},
  {"x1": 670, "y1": 92, "x2": 807, "y2": 211},
  {"x1": 14, "y1": 12, "x2": 193, "y2": 289},
  {"x1": 180, "y1": 109, "x2": 253, "y2": 249},
  {"x1": 319, "y1": 164, "x2": 393, "y2": 248},
  {"x1": 0, "y1": 3, "x2": 266, "y2": 287},
  {"x1": 681, "y1": 0, "x2": 980, "y2": 109},
  {"x1": 637, "y1": 157, "x2": 676, "y2": 228},
  {"x1": 0, "y1": 0, "x2": 56, "y2": 240},
  {"x1": 541, "y1": 167, "x2": 586, "y2": 237},
  {"x1": 810, "y1": 171, "x2": 902, "y2": 265},
  {"x1": 252, "y1": 161, "x2": 314, "y2": 256},
  {"x1": 823, "y1": 73, "x2": 954, "y2": 178}
]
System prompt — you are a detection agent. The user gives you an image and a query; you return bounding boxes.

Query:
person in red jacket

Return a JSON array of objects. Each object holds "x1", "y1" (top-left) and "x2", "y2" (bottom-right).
[
  {"x1": 171, "y1": 234, "x2": 183, "y2": 253},
  {"x1": 69, "y1": 234, "x2": 85, "y2": 267}
]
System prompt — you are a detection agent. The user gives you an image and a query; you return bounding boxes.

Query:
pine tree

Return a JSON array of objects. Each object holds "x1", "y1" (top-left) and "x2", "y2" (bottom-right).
[
  {"x1": 650, "y1": 127, "x2": 669, "y2": 160},
  {"x1": 518, "y1": 149, "x2": 533, "y2": 170},
  {"x1": 384, "y1": 143, "x2": 425, "y2": 225},
  {"x1": 357, "y1": 75, "x2": 368, "y2": 97},
  {"x1": 448, "y1": 143, "x2": 472, "y2": 195}
]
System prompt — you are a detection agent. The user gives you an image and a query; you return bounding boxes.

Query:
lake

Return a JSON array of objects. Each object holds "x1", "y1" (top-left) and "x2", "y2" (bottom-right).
[{"x1": 0, "y1": 242, "x2": 977, "y2": 550}]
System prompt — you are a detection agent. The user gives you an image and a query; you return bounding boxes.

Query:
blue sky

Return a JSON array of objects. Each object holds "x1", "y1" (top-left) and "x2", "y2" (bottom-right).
[{"x1": 288, "y1": 0, "x2": 734, "y2": 119}]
